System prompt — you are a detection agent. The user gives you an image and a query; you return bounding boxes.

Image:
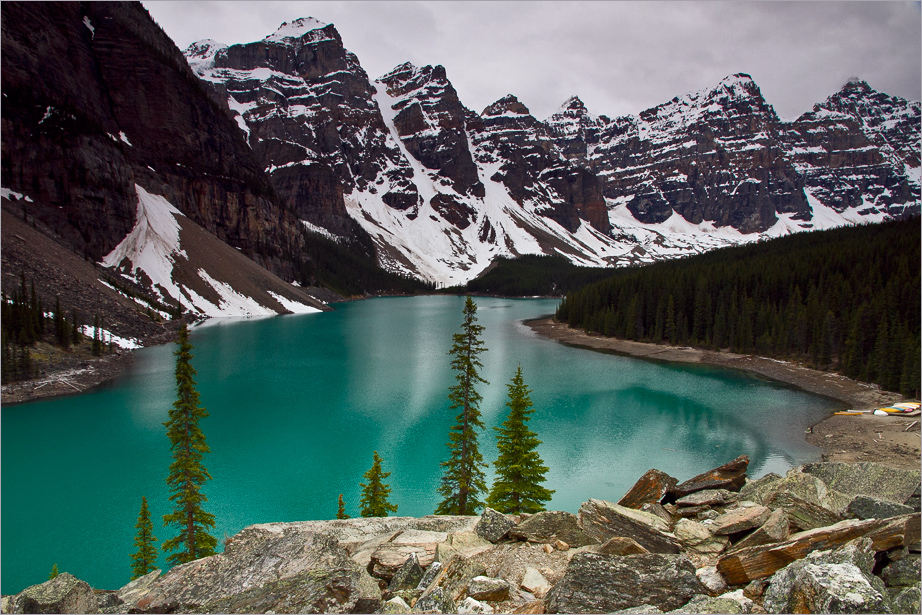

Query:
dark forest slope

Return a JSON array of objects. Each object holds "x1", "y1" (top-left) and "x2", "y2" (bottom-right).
[{"x1": 556, "y1": 219, "x2": 921, "y2": 396}]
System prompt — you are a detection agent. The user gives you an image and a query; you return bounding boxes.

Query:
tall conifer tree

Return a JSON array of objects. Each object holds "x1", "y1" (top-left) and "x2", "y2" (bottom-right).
[
  {"x1": 131, "y1": 496, "x2": 158, "y2": 579},
  {"x1": 359, "y1": 451, "x2": 397, "y2": 517},
  {"x1": 486, "y1": 367, "x2": 554, "y2": 514},
  {"x1": 162, "y1": 325, "x2": 217, "y2": 566},
  {"x1": 436, "y1": 296, "x2": 488, "y2": 515}
]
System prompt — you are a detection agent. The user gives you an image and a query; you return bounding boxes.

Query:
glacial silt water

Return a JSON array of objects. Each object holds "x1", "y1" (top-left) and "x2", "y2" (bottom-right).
[{"x1": 1, "y1": 296, "x2": 837, "y2": 593}]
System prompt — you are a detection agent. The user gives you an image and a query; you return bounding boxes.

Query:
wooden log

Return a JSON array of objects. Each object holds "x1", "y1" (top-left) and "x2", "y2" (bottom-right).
[{"x1": 716, "y1": 513, "x2": 919, "y2": 585}]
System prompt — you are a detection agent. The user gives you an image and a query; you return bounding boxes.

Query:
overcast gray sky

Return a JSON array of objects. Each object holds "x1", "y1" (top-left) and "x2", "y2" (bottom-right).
[{"x1": 142, "y1": 1, "x2": 921, "y2": 121}]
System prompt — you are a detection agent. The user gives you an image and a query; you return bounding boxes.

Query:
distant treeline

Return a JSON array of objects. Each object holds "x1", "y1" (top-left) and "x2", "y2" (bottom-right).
[
  {"x1": 459, "y1": 255, "x2": 615, "y2": 296},
  {"x1": 556, "y1": 218, "x2": 921, "y2": 397}
]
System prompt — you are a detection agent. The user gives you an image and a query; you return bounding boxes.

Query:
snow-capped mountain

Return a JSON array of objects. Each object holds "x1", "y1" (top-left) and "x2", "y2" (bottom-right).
[{"x1": 186, "y1": 21, "x2": 920, "y2": 286}]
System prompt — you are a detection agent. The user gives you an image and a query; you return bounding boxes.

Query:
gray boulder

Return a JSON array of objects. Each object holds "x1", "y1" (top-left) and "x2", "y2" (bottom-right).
[
  {"x1": 544, "y1": 552, "x2": 704, "y2": 613},
  {"x1": 709, "y1": 505, "x2": 771, "y2": 535},
  {"x1": 888, "y1": 586, "x2": 921, "y2": 615},
  {"x1": 509, "y1": 510, "x2": 597, "y2": 547},
  {"x1": 136, "y1": 529, "x2": 381, "y2": 612},
  {"x1": 668, "y1": 594, "x2": 749, "y2": 614},
  {"x1": 676, "y1": 489, "x2": 738, "y2": 508},
  {"x1": 457, "y1": 596, "x2": 495, "y2": 614},
  {"x1": 390, "y1": 552, "x2": 425, "y2": 592},
  {"x1": 881, "y1": 554, "x2": 921, "y2": 587},
  {"x1": 801, "y1": 462, "x2": 921, "y2": 505},
  {"x1": 476, "y1": 508, "x2": 515, "y2": 543},
  {"x1": 578, "y1": 499, "x2": 680, "y2": 553},
  {"x1": 467, "y1": 576, "x2": 510, "y2": 602},
  {"x1": 115, "y1": 569, "x2": 160, "y2": 610},
  {"x1": 762, "y1": 539, "x2": 890, "y2": 614},
  {"x1": 382, "y1": 595, "x2": 413, "y2": 614},
  {"x1": 413, "y1": 586, "x2": 455, "y2": 613},
  {"x1": 848, "y1": 495, "x2": 916, "y2": 520},
  {"x1": 729, "y1": 508, "x2": 790, "y2": 552},
  {"x1": 613, "y1": 606, "x2": 664, "y2": 614},
  {"x1": 695, "y1": 566, "x2": 729, "y2": 595},
  {"x1": 6, "y1": 573, "x2": 99, "y2": 614}
]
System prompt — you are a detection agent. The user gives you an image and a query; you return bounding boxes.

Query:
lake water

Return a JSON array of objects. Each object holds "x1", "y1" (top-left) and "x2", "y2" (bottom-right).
[{"x1": 1, "y1": 295, "x2": 838, "y2": 594}]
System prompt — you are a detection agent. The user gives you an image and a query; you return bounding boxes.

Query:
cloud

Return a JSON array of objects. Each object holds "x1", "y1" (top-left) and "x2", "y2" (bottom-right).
[{"x1": 142, "y1": 0, "x2": 921, "y2": 121}]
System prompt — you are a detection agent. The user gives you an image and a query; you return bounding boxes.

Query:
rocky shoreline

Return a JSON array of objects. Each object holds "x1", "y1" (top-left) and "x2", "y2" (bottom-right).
[
  {"x1": 526, "y1": 317, "x2": 922, "y2": 471},
  {"x1": 4, "y1": 457, "x2": 919, "y2": 614}
]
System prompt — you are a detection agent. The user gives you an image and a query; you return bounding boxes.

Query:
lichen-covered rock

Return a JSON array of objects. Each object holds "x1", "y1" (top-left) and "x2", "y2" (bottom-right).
[
  {"x1": 764, "y1": 491, "x2": 842, "y2": 531},
  {"x1": 476, "y1": 508, "x2": 515, "y2": 544},
  {"x1": 673, "y1": 519, "x2": 730, "y2": 555},
  {"x1": 136, "y1": 530, "x2": 381, "y2": 612},
  {"x1": 577, "y1": 499, "x2": 680, "y2": 553},
  {"x1": 382, "y1": 595, "x2": 413, "y2": 614},
  {"x1": 545, "y1": 552, "x2": 703, "y2": 614},
  {"x1": 668, "y1": 594, "x2": 748, "y2": 614},
  {"x1": 801, "y1": 462, "x2": 921, "y2": 506},
  {"x1": 762, "y1": 540, "x2": 890, "y2": 614},
  {"x1": 695, "y1": 566, "x2": 729, "y2": 595},
  {"x1": 457, "y1": 596, "x2": 495, "y2": 614},
  {"x1": 509, "y1": 511, "x2": 597, "y2": 547},
  {"x1": 848, "y1": 495, "x2": 916, "y2": 521},
  {"x1": 613, "y1": 606, "x2": 664, "y2": 614},
  {"x1": 390, "y1": 552, "x2": 425, "y2": 592},
  {"x1": 115, "y1": 568, "x2": 160, "y2": 610},
  {"x1": 468, "y1": 576, "x2": 511, "y2": 602},
  {"x1": 413, "y1": 586, "x2": 456, "y2": 614},
  {"x1": 881, "y1": 554, "x2": 921, "y2": 587},
  {"x1": 710, "y1": 505, "x2": 771, "y2": 535},
  {"x1": 434, "y1": 531, "x2": 493, "y2": 564},
  {"x1": 676, "y1": 489, "x2": 738, "y2": 508},
  {"x1": 417, "y1": 561, "x2": 443, "y2": 591},
  {"x1": 6, "y1": 573, "x2": 99, "y2": 614},
  {"x1": 888, "y1": 585, "x2": 921, "y2": 615},
  {"x1": 729, "y1": 509, "x2": 790, "y2": 553}
]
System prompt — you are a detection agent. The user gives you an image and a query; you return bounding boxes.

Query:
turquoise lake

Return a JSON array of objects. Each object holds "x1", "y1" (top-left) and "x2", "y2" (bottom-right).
[{"x1": 1, "y1": 295, "x2": 839, "y2": 594}]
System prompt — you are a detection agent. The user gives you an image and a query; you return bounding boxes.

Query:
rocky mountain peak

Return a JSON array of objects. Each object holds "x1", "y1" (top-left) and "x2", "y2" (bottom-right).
[
  {"x1": 483, "y1": 94, "x2": 530, "y2": 117},
  {"x1": 263, "y1": 17, "x2": 335, "y2": 45},
  {"x1": 184, "y1": 39, "x2": 227, "y2": 71}
]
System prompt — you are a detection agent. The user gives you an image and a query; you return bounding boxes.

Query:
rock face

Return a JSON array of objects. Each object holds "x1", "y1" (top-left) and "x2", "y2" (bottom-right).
[
  {"x1": 4, "y1": 573, "x2": 99, "y2": 614},
  {"x1": 544, "y1": 552, "x2": 703, "y2": 613}
]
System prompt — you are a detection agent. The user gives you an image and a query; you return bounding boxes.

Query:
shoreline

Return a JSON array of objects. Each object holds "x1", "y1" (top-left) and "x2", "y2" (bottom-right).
[{"x1": 526, "y1": 317, "x2": 921, "y2": 470}]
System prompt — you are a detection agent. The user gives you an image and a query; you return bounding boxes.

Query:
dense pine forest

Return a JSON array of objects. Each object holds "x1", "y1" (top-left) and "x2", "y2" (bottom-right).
[
  {"x1": 556, "y1": 218, "x2": 921, "y2": 397},
  {"x1": 459, "y1": 255, "x2": 614, "y2": 296}
]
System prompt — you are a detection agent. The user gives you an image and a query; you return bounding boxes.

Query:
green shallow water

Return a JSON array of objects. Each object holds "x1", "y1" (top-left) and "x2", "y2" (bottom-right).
[{"x1": 1, "y1": 295, "x2": 838, "y2": 593}]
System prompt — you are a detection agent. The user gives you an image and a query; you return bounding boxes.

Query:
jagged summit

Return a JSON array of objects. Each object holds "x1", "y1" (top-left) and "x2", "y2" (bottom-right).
[
  {"x1": 483, "y1": 94, "x2": 530, "y2": 117},
  {"x1": 183, "y1": 39, "x2": 227, "y2": 71},
  {"x1": 264, "y1": 17, "x2": 331, "y2": 43},
  {"x1": 558, "y1": 95, "x2": 587, "y2": 113}
]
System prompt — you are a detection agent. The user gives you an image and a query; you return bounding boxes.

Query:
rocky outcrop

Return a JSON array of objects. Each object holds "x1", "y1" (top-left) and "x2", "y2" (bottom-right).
[{"x1": 6, "y1": 459, "x2": 920, "y2": 614}]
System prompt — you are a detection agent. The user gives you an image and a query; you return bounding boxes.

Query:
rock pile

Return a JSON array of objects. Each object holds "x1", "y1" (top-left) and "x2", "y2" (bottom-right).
[{"x1": 4, "y1": 458, "x2": 919, "y2": 614}]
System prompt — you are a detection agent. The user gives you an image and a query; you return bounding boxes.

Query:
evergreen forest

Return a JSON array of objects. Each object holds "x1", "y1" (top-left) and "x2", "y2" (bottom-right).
[
  {"x1": 458, "y1": 255, "x2": 614, "y2": 296},
  {"x1": 555, "y1": 218, "x2": 921, "y2": 397}
]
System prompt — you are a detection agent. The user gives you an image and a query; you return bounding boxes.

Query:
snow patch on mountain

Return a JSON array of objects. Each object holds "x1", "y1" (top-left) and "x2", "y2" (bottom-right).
[{"x1": 102, "y1": 184, "x2": 187, "y2": 300}]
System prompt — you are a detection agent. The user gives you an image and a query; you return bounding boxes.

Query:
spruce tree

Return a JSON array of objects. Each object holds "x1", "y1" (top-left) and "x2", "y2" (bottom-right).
[
  {"x1": 486, "y1": 367, "x2": 554, "y2": 514},
  {"x1": 49, "y1": 563, "x2": 59, "y2": 580},
  {"x1": 359, "y1": 451, "x2": 397, "y2": 517},
  {"x1": 336, "y1": 494, "x2": 350, "y2": 520},
  {"x1": 436, "y1": 296, "x2": 488, "y2": 515},
  {"x1": 162, "y1": 325, "x2": 217, "y2": 566},
  {"x1": 131, "y1": 496, "x2": 158, "y2": 579}
]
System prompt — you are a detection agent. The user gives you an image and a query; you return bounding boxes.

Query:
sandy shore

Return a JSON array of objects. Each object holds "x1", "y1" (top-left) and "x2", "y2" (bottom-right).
[{"x1": 527, "y1": 318, "x2": 921, "y2": 471}]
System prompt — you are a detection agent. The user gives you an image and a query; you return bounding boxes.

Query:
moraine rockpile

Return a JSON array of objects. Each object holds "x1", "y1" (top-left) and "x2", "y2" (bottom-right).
[{"x1": 3, "y1": 457, "x2": 920, "y2": 614}]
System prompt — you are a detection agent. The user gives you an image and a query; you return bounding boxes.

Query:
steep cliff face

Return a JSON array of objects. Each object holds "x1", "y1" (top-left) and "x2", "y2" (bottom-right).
[
  {"x1": 784, "y1": 79, "x2": 921, "y2": 224},
  {"x1": 0, "y1": 2, "x2": 307, "y2": 278},
  {"x1": 1, "y1": 2, "x2": 334, "y2": 323}
]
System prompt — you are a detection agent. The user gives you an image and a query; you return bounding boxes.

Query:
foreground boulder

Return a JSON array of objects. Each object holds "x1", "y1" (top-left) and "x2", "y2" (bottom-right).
[
  {"x1": 135, "y1": 530, "x2": 381, "y2": 612},
  {"x1": 801, "y1": 462, "x2": 921, "y2": 506},
  {"x1": 577, "y1": 499, "x2": 680, "y2": 553},
  {"x1": 5, "y1": 573, "x2": 99, "y2": 614},
  {"x1": 762, "y1": 539, "x2": 890, "y2": 614},
  {"x1": 545, "y1": 552, "x2": 703, "y2": 613},
  {"x1": 508, "y1": 511, "x2": 596, "y2": 547}
]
